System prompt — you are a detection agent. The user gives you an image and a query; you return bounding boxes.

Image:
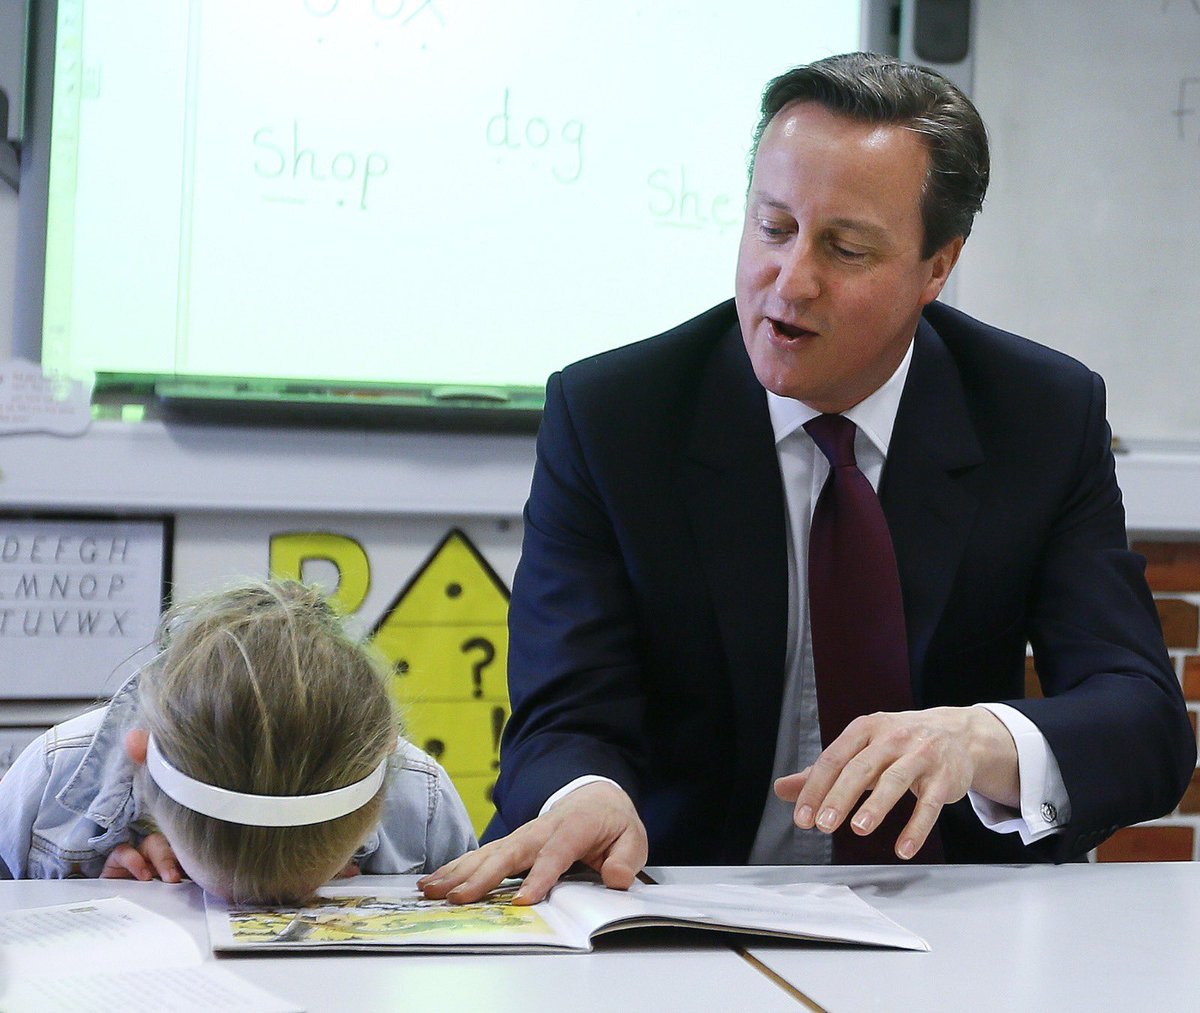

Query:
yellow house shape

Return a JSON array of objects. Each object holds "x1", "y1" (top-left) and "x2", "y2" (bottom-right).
[{"x1": 369, "y1": 528, "x2": 510, "y2": 836}]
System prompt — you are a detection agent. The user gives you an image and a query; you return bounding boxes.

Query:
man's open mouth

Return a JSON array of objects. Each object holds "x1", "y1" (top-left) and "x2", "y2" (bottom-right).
[{"x1": 770, "y1": 318, "x2": 817, "y2": 339}]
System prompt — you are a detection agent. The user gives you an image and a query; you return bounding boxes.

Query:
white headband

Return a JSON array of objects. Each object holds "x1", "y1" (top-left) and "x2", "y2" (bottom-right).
[{"x1": 145, "y1": 736, "x2": 387, "y2": 827}]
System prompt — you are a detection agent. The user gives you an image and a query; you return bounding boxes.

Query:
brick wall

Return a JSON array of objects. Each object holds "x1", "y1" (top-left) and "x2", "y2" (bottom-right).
[{"x1": 1094, "y1": 541, "x2": 1200, "y2": 861}]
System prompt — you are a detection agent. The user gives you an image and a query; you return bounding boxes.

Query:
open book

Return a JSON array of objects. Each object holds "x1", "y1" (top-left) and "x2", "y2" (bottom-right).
[{"x1": 205, "y1": 877, "x2": 928, "y2": 954}]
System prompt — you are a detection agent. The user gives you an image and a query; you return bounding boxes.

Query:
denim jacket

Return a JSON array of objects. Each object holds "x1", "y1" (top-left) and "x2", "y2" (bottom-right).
[{"x1": 0, "y1": 672, "x2": 477, "y2": 879}]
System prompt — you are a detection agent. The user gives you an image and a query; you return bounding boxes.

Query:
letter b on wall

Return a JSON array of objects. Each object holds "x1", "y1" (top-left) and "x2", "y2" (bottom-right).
[{"x1": 269, "y1": 532, "x2": 370, "y2": 614}]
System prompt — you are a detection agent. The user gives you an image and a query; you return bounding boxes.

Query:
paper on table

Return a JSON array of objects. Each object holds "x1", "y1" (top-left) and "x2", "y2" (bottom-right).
[
  {"x1": 0, "y1": 897, "x2": 299, "y2": 1013},
  {"x1": 1, "y1": 965, "x2": 303, "y2": 1013},
  {"x1": 0, "y1": 894, "x2": 198, "y2": 976}
]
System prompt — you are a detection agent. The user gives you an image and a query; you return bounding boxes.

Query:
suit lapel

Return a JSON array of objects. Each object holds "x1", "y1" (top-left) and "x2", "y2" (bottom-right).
[
  {"x1": 882, "y1": 317, "x2": 985, "y2": 698},
  {"x1": 681, "y1": 322, "x2": 789, "y2": 841}
]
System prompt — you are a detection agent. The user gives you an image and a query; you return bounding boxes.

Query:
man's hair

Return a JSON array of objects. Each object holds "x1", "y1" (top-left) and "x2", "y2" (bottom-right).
[
  {"x1": 751, "y1": 51, "x2": 989, "y2": 258},
  {"x1": 137, "y1": 579, "x2": 398, "y2": 904}
]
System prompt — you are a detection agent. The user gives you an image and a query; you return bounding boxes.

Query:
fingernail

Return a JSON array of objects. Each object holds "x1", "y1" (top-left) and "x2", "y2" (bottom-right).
[
  {"x1": 852, "y1": 811, "x2": 874, "y2": 833},
  {"x1": 817, "y1": 807, "x2": 838, "y2": 832},
  {"x1": 898, "y1": 839, "x2": 916, "y2": 860},
  {"x1": 796, "y1": 805, "x2": 814, "y2": 828},
  {"x1": 421, "y1": 877, "x2": 440, "y2": 889}
]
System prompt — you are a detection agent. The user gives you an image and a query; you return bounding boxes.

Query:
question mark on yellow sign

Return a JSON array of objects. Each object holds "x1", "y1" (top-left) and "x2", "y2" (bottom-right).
[{"x1": 461, "y1": 637, "x2": 495, "y2": 698}]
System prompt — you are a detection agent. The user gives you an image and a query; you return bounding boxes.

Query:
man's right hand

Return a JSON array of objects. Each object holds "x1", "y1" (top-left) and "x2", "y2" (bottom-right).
[{"x1": 417, "y1": 781, "x2": 648, "y2": 905}]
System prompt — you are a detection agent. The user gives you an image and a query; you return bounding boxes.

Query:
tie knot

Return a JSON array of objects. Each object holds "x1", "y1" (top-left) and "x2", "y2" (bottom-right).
[{"x1": 804, "y1": 413, "x2": 857, "y2": 469}]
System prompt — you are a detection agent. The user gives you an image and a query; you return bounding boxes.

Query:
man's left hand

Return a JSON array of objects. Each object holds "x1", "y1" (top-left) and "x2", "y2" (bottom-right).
[{"x1": 774, "y1": 706, "x2": 1019, "y2": 860}]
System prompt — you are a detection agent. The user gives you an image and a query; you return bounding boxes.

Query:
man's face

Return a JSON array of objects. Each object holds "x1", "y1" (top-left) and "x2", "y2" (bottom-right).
[{"x1": 735, "y1": 102, "x2": 962, "y2": 412}]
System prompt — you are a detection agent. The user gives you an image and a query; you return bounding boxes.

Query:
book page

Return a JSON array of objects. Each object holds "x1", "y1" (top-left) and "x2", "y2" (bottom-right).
[
  {"x1": 206, "y1": 881, "x2": 592, "y2": 952},
  {"x1": 0, "y1": 897, "x2": 299, "y2": 1012},
  {"x1": 547, "y1": 881, "x2": 929, "y2": 951}
]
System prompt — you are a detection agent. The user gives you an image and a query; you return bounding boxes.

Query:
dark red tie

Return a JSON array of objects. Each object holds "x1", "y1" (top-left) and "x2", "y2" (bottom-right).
[{"x1": 805, "y1": 413, "x2": 943, "y2": 864}]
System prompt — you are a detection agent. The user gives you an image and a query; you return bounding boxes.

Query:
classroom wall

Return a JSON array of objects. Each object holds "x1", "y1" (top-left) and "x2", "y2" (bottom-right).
[
  {"x1": 0, "y1": 186, "x2": 15, "y2": 360},
  {"x1": 954, "y1": 0, "x2": 1200, "y2": 445}
]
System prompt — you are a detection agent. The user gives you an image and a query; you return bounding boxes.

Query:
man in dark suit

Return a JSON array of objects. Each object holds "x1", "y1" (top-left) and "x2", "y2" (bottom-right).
[{"x1": 421, "y1": 53, "x2": 1195, "y2": 904}]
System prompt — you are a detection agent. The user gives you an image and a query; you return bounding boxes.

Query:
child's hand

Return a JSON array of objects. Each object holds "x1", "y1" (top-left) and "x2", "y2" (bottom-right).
[{"x1": 100, "y1": 832, "x2": 186, "y2": 884}]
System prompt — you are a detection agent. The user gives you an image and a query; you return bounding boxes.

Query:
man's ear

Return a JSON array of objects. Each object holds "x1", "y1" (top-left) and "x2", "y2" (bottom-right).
[
  {"x1": 125, "y1": 728, "x2": 150, "y2": 765},
  {"x1": 921, "y1": 235, "x2": 965, "y2": 305}
]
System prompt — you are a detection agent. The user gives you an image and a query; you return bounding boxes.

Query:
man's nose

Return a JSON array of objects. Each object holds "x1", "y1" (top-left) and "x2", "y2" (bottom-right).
[{"x1": 775, "y1": 241, "x2": 821, "y2": 302}]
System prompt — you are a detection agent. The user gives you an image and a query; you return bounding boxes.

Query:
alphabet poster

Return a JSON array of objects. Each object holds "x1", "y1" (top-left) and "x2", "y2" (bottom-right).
[{"x1": 0, "y1": 517, "x2": 170, "y2": 698}]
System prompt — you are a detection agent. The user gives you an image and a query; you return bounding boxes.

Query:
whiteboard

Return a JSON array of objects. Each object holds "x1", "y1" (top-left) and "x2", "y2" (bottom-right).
[
  {"x1": 36, "y1": 0, "x2": 860, "y2": 393},
  {"x1": 954, "y1": 1, "x2": 1200, "y2": 445}
]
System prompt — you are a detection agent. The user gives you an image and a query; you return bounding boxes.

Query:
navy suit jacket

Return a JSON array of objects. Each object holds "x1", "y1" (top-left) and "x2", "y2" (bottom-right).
[{"x1": 490, "y1": 299, "x2": 1195, "y2": 864}]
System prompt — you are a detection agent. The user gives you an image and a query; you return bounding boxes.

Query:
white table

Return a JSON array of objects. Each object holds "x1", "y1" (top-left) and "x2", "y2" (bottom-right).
[
  {"x1": 651, "y1": 863, "x2": 1200, "y2": 1012},
  {"x1": 0, "y1": 876, "x2": 797, "y2": 1012},
  {"x1": 5, "y1": 864, "x2": 1196, "y2": 1011}
]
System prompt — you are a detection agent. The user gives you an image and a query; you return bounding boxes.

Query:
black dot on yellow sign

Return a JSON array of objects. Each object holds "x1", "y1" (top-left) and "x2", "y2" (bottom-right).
[{"x1": 369, "y1": 529, "x2": 511, "y2": 836}]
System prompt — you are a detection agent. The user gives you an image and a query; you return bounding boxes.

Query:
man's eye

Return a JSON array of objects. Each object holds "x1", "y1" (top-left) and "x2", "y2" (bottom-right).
[
  {"x1": 832, "y1": 244, "x2": 867, "y2": 260},
  {"x1": 758, "y1": 220, "x2": 789, "y2": 238}
]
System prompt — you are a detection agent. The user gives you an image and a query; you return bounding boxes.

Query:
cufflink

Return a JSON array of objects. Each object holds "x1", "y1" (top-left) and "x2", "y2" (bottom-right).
[{"x1": 1039, "y1": 801, "x2": 1058, "y2": 824}]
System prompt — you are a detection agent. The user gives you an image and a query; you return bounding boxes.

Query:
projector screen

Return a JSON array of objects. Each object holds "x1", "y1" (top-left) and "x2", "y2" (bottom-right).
[{"x1": 37, "y1": 0, "x2": 863, "y2": 405}]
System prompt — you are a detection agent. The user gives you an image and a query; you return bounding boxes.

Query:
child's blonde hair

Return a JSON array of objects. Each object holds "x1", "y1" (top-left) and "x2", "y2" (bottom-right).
[{"x1": 137, "y1": 579, "x2": 397, "y2": 904}]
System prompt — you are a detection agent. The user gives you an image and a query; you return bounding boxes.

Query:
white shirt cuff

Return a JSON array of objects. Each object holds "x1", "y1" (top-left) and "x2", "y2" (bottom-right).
[
  {"x1": 967, "y1": 702, "x2": 1071, "y2": 844},
  {"x1": 539, "y1": 775, "x2": 623, "y2": 817}
]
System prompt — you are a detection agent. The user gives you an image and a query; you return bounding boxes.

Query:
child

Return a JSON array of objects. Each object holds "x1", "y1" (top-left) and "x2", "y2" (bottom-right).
[{"x1": 0, "y1": 579, "x2": 476, "y2": 903}]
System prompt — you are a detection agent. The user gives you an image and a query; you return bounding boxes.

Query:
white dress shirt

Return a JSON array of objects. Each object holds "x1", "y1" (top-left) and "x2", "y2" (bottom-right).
[{"x1": 546, "y1": 337, "x2": 1070, "y2": 861}]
